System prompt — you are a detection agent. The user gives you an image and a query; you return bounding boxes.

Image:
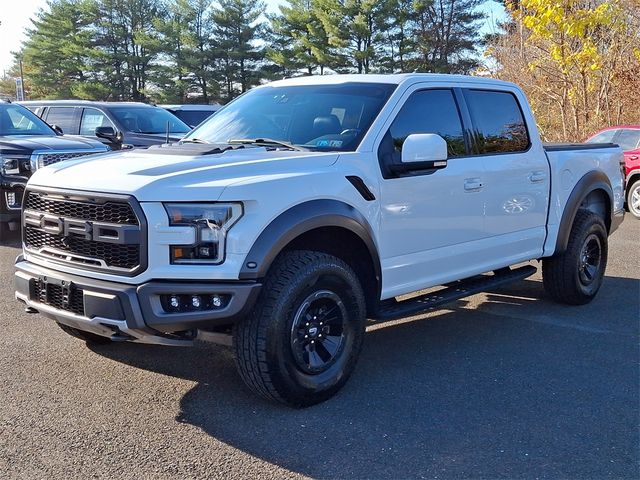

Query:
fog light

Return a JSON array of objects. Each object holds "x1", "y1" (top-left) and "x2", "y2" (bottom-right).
[
  {"x1": 169, "y1": 295, "x2": 180, "y2": 309},
  {"x1": 212, "y1": 295, "x2": 222, "y2": 308},
  {"x1": 5, "y1": 192, "x2": 16, "y2": 207},
  {"x1": 191, "y1": 295, "x2": 202, "y2": 309}
]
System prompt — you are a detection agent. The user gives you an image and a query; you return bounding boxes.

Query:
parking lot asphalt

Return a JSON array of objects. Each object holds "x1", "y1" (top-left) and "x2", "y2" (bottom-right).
[{"x1": 0, "y1": 220, "x2": 638, "y2": 479}]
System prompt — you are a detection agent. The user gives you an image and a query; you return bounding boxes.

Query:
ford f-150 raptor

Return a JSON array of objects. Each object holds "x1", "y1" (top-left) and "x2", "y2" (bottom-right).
[{"x1": 14, "y1": 74, "x2": 625, "y2": 407}]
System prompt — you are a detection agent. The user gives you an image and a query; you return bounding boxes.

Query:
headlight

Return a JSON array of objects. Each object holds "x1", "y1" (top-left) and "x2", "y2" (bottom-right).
[
  {"x1": 164, "y1": 203, "x2": 243, "y2": 264},
  {"x1": 0, "y1": 154, "x2": 30, "y2": 176}
]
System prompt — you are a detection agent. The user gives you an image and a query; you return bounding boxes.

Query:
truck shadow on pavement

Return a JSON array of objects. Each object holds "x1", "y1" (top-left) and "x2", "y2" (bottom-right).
[
  {"x1": 0, "y1": 230, "x2": 21, "y2": 248},
  {"x1": 90, "y1": 275, "x2": 639, "y2": 478}
]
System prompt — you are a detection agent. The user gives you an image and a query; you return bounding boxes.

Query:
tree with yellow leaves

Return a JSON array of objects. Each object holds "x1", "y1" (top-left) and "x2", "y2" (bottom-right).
[{"x1": 488, "y1": 0, "x2": 640, "y2": 141}]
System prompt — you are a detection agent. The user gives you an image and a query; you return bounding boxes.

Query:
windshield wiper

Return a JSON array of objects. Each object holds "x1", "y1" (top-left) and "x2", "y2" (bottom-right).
[
  {"x1": 181, "y1": 138, "x2": 210, "y2": 144},
  {"x1": 228, "y1": 138, "x2": 308, "y2": 151}
]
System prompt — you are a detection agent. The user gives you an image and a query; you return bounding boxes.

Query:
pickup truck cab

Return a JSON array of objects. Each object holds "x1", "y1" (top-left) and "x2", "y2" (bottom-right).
[
  {"x1": 0, "y1": 101, "x2": 108, "y2": 236},
  {"x1": 14, "y1": 74, "x2": 625, "y2": 406}
]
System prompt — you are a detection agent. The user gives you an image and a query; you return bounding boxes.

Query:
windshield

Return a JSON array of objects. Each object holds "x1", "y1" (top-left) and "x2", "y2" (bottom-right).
[
  {"x1": 184, "y1": 82, "x2": 397, "y2": 151},
  {"x1": 0, "y1": 104, "x2": 54, "y2": 136},
  {"x1": 110, "y1": 106, "x2": 191, "y2": 135}
]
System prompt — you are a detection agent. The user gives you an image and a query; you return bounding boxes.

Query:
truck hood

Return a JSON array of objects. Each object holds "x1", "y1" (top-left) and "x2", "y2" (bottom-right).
[
  {"x1": 27, "y1": 145, "x2": 339, "y2": 201},
  {"x1": 0, "y1": 134, "x2": 106, "y2": 153}
]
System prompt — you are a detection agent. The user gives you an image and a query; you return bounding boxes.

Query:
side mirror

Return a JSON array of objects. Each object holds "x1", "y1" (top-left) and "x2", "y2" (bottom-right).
[
  {"x1": 50, "y1": 124, "x2": 64, "y2": 136},
  {"x1": 401, "y1": 133, "x2": 448, "y2": 167},
  {"x1": 95, "y1": 126, "x2": 122, "y2": 144}
]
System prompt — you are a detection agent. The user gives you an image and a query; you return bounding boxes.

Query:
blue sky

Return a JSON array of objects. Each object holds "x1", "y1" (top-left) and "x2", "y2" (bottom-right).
[{"x1": 0, "y1": 0, "x2": 506, "y2": 73}]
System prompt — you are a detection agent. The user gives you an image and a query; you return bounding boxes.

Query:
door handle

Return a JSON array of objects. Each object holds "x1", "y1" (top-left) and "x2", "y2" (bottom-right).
[
  {"x1": 464, "y1": 178, "x2": 483, "y2": 191},
  {"x1": 629, "y1": 155, "x2": 639, "y2": 161},
  {"x1": 529, "y1": 171, "x2": 547, "y2": 183}
]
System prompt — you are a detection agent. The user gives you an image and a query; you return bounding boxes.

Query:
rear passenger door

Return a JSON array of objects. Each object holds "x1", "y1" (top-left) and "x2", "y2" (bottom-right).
[
  {"x1": 462, "y1": 88, "x2": 549, "y2": 263},
  {"x1": 44, "y1": 107, "x2": 80, "y2": 135}
]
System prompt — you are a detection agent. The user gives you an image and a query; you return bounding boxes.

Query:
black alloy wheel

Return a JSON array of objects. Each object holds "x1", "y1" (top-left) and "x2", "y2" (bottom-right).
[{"x1": 290, "y1": 290, "x2": 347, "y2": 374}]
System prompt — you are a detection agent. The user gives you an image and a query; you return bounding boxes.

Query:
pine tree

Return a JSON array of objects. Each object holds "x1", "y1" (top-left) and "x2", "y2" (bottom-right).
[
  {"x1": 412, "y1": 0, "x2": 486, "y2": 74},
  {"x1": 267, "y1": 0, "x2": 335, "y2": 75},
  {"x1": 155, "y1": 0, "x2": 217, "y2": 103},
  {"x1": 20, "y1": 0, "x2": 94, "y2": 98},
  {"x1": 314, "y1": 0, "x2": 391, "y2": 73},
  {"x1": 211, "y1": 0, "x2": 266, "y2": 100}
]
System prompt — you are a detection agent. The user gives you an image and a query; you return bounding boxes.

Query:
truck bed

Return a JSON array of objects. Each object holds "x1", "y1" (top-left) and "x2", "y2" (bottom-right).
[{"x1": 543, "y1": 142, "x2": 618, "y2": 151}]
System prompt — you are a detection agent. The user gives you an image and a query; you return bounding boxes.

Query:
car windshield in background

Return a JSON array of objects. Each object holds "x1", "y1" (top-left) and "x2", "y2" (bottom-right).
[
  {"x1": 184, "y1": 83, "x2": 397, "y2": 151},
  {"x1": 170, "y1": 110, "x2": 216, "y2": 127},
  {"x1": 110, "y1": 107, "x2": 191, "y2": 135},
  {"x1": 0, "y1": 104, "x2": 54, "y2": 136}
]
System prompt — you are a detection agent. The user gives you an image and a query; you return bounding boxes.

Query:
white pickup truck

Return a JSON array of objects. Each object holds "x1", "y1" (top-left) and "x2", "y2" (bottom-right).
[{"x1": 15, "y1": 74, "x2": 625, "y2": 407}]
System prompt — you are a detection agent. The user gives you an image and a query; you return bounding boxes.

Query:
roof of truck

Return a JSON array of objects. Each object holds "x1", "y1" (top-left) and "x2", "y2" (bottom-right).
[
  {"x1": 18, "y1": 100, "x2": 154, "y2": 108},
  {"x1": 267, "y1": 73, "x2": 517, "y2": 89}
]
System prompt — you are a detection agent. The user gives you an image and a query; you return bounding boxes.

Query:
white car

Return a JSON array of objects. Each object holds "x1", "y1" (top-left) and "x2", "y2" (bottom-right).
[{"x1": 15, "y1": 74, "x2": 625, "y2": 406}]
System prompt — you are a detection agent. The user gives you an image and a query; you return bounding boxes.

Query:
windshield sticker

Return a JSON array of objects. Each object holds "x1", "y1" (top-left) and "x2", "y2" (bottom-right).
[{"x1": 316, "y1": 139, "x2": 343, "y2": 148}]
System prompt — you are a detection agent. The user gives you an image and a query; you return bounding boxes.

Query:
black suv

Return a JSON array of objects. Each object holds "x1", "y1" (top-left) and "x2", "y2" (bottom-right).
[
  {"x1": 20, "y1": 100, "x2": 191, "y2": 150},
  {"x1": 0, "y1": 102, "x2": 108, "y2": 237}
]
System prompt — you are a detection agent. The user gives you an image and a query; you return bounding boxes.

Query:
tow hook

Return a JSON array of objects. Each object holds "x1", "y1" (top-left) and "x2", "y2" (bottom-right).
[{"x1": 24, "y1": 307, "x2": 38, "y2": 314}]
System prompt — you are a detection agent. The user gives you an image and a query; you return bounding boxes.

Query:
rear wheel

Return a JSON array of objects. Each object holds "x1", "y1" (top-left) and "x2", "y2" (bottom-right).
[
  {"x1": 56, "y1": 322, "x2": 113, "y2": 345},
  {"x1": 627, "y1": 179, "x2": 640, "y2": 219},
  {"x1": 233, "y1": 250, "x2": 366, "y2": 407},
  {"x1": 543, "y1": 210, "x2": 608, "y2": 305}
]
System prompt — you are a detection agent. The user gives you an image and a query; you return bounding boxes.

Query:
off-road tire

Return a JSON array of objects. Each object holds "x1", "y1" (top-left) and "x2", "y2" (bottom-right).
[
  {"x1": 56, "y1": 322, "x2": 113, "y2": 345},
  {"x1": 233, "y1": 250, "x2": 366, "y2": 407},
  {"x1": 543, "y1": 210, "x2": 608, "y2": 305},
  {"x1": 626, "y1": 179, "x2": 640, "y2": 220}
]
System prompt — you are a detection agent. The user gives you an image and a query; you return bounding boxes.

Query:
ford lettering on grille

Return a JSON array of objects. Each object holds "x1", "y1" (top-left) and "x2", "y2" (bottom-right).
[{"x1": 24, "y1": 211, "x2": 140, "y2": 244}]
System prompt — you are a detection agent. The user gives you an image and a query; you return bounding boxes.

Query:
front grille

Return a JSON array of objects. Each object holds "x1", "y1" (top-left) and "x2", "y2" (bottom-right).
[
  {"x1": 34, "y1": 279, "x2": 85, "y2": 316},
  {"x1": 23, "y1": 189, "x2": 145, "y2": 275},
  {"x1": 36, "y1": 151, "x2": 96, "y2": 168},
  {"x1": 25, "y1": 228, "x2": 140, "y2": 269},
  {"x1": 25, "y1": 191, "x2": 138, "y2": 225}
]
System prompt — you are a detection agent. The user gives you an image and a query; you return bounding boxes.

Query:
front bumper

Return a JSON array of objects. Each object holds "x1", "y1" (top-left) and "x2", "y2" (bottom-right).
[{"x1": 14, "y1": 256, "x2": 261, "y2": 345}]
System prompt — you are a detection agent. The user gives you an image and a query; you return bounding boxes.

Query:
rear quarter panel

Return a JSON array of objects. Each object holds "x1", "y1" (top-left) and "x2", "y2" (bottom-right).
[{"x1": 543, "y1": 146, "x2": 625, "y2": 256}]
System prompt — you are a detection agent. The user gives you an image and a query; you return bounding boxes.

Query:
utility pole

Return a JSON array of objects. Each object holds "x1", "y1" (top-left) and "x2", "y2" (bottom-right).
[{"x1": 19, "y1": 59, "x2": 25, "y2": 100}]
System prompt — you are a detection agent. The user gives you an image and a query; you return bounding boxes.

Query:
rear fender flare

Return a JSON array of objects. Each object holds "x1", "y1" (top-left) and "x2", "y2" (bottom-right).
[{"x1": 554, "y1": 170, "x2": 612, "y2": 254}]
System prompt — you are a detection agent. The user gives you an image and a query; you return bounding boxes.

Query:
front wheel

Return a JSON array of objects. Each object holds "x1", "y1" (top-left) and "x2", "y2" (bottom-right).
[
  {"x1": 233, "y1": 250, "x2": 366, "y2": 407},
  {"x1": 627, "y1": 179, "x2": 640, "y2": 219},
  {"x1": 542, "y1": 210, "x2": 608, "y2": 305}
]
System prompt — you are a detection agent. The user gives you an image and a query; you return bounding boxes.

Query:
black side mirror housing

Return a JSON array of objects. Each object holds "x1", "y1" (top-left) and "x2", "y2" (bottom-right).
[
  {"x1": 50, "y1": 124, "x2": 64, "y2": 136},
  {"x1": 95, "y1": 126, "x2": 122, "y2": 145}
]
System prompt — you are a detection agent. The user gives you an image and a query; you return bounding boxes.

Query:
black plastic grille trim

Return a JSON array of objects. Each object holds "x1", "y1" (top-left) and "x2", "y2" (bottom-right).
[
  {"x1": 25, "y1": 191, "x2": 138, "y2": 225},
  {"x1": 34, "y1": 279, "x2": 85, "y2": 316},
  {"x1": 23, "y1": 188, "x2": 147, "y2": 276},
  {"x1": 25, "y1": 228, "x2": 140, "y2": 269}
]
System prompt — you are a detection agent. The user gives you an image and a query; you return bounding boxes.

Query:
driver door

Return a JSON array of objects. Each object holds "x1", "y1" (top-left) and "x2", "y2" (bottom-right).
[{"x1": 377, "y1": 87, "x2": 487, "y2": 298}]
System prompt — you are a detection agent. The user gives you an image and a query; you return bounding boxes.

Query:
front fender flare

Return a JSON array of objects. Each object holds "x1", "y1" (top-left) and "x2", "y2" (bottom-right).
[{"x1": 238, "y1": 200, "x2": 380, "y2": 283}]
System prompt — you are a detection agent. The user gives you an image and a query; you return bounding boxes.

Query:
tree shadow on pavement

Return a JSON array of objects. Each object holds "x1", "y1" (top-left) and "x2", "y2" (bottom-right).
[{"x1": 90, "y1": 276, "x2": 639, "y2": 479}]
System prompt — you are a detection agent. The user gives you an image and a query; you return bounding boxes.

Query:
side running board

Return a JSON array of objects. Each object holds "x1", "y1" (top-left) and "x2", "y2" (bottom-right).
[{"x1": 370, "y1": 265, "x2": 537, "y2": 322}]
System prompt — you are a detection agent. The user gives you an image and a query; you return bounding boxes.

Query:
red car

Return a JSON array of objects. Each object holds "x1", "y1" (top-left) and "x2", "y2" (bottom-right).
[{"x1": 587, "y1": 125, "x2": 640, "y2": 219}]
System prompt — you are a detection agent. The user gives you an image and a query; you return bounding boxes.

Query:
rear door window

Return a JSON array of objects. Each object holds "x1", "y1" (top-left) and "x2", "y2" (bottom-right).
[
  {"x1": 45, "y1": 107, "x2": 79, "y2": 134},
  {"x1": 80, "y1": 108, "x2": 113, "y2": 136},
  {"x1": 463, "y1": 90, "x2": 530, "y2": 154}
]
